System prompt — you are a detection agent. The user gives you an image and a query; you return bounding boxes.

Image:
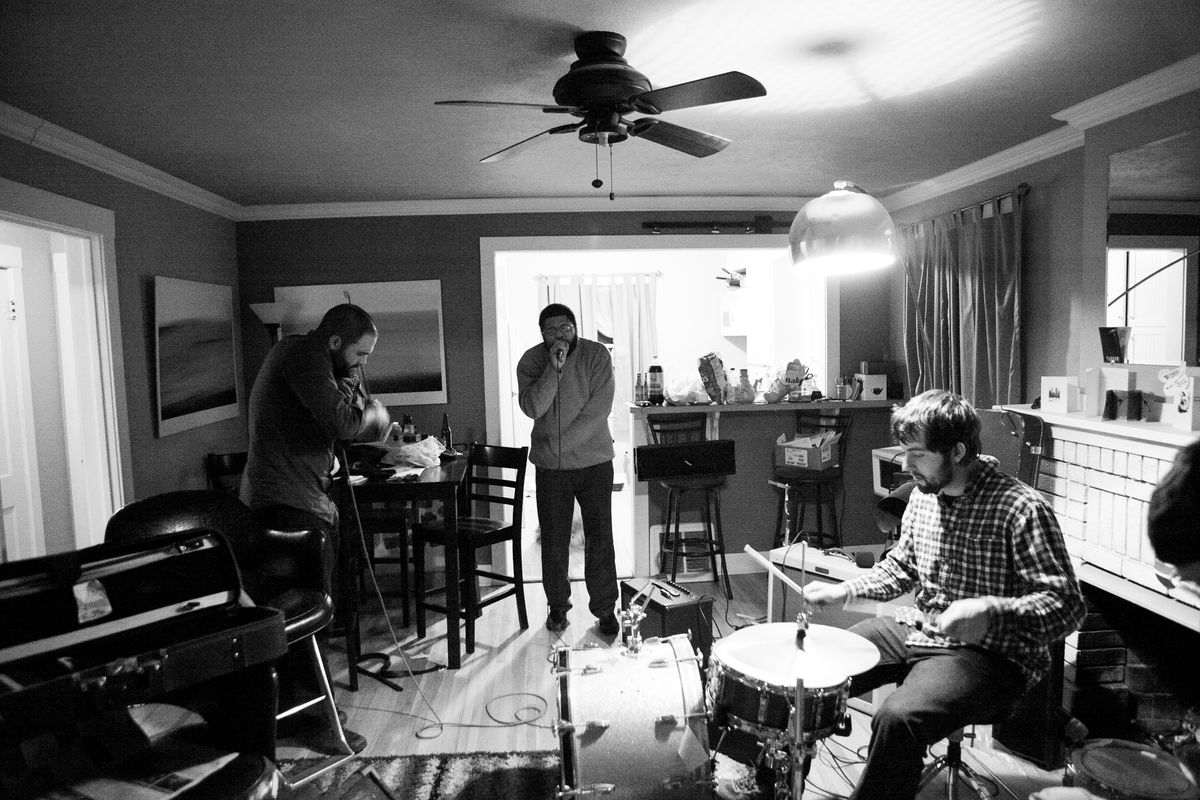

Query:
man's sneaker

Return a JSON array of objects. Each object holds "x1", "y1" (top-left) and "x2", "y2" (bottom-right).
[
  {"x1": 596, "y1": 611, "x2": 619, "y2": 637},
  {"x1": 547, "y1": 609, "x2": 569, "y2": 632}
]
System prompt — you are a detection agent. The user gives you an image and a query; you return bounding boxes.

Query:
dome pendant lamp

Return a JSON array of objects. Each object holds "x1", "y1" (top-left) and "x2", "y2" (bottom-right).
[{"x1": 789, "y1": 180, "x2": 897, "y2": 273}]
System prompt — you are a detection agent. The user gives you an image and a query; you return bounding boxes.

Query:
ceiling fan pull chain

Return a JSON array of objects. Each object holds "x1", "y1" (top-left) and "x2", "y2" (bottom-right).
[
  {"x1": 591, "y1": 143, "x2": 604, "y2": 191},
  {"x1": 609, "y1": 144, "x2": 615, "y2": 201}
]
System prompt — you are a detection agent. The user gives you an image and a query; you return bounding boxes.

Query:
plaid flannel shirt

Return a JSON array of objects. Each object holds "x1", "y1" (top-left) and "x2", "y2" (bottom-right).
[{"x1": 842, "y1": 456, "x2": 1085, "y2": 687}]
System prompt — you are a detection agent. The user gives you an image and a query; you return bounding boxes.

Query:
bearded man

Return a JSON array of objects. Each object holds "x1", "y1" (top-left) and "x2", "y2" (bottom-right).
[
  {"x1": 242, "y1": 303, "x2": 390, "y2": 540},
  {"x1": 803, "y1": 389, "x2": 1084, "y2": 800}
]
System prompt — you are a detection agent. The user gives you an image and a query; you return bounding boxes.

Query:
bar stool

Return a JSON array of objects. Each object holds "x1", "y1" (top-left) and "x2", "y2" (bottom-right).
[
  {"x1": 647, "y1": 413, "x2": 733, "y2": 599},
  {"x1": 770, "y1": 410, "x2": 851, "y2": 549}
]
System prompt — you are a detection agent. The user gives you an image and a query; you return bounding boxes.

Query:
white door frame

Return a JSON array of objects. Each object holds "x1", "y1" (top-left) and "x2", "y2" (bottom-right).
[
  {"x1": 0, "y1": 251, "x2": 43, "y2": 560},
  {"x1": 0, "y1": 177, "x2": 131, "y2": 554}
]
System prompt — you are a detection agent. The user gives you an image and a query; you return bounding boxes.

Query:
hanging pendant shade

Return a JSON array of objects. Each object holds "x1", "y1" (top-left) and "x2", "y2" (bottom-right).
[{"x1": 789, "y1": 180, "x2": 897, "y2": 273}]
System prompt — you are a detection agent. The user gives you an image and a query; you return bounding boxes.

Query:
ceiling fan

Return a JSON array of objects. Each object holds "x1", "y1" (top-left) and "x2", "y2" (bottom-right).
[{"x1": 435, "y1": 30, "x2": 767, "y2": 163}]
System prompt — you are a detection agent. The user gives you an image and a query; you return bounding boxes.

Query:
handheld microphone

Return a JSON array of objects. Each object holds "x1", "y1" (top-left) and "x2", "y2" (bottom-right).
[{"x1": 554, "y1": 347, "x2": 566, "y2": 372}]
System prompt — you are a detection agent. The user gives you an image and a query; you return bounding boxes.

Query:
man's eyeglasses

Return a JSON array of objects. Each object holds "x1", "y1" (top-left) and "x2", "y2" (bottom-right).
[{"x1": 542, "y1": 323, "x2": 575, "y2": 335}]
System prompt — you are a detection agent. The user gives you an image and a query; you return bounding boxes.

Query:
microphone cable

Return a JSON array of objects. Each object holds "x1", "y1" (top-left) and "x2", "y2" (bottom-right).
[{"x1": 336, "y1": 365, "x2": 447, "y2": 729}]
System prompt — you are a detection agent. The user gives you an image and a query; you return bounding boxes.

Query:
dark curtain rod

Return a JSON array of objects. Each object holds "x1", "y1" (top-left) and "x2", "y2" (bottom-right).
[{"x1": 641, "y1": 215, "x2": 789, "y2": 234}]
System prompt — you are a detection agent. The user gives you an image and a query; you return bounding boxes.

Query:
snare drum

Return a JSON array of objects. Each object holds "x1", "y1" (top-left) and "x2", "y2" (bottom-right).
[
  {"x1": 706, "y1": 623, "x2": 879, "y2": 742},
  {"x1": 555, "y1": 635, "x2": 711, "y2": 799},
  {"x1": 1065, "y1": 739, "x2": 1199, "y2": 800}
]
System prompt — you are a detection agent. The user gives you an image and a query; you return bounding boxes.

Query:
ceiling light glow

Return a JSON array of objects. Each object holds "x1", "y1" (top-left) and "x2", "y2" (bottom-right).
[{"x1": 634, "y1": 0, "x2": 1040, "y2": 114}]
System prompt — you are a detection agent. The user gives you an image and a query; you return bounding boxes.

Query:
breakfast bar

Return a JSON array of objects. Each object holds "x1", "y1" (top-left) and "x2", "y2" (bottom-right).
[{"x1": 627, "y1": 399, "x2": 896, "y2": 576}]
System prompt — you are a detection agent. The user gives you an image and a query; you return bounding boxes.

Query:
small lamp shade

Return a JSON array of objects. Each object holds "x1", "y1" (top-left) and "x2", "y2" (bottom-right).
[
  {"x1": 873, "y1": 479, "x2": 917, "y2": 533},
  {"x1": 249, "y1": 302, "x2": 283, "y2": 325},
  {"x1": 789, "y1": 181, "x2": 897, "y2": 273}
]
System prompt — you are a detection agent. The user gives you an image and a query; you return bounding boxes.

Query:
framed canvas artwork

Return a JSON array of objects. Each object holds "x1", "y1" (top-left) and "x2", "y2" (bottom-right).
[
  {"x1": 273, "y1": 280, "x2": 448, "y2": 405},
  {"x1": 155, "y1": 277, "x2": 239, "y2": 436}
]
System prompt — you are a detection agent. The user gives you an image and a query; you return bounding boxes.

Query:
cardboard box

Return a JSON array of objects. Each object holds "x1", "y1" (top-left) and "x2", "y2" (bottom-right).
[
  {"x1": 853, "y1": 373, "x2": 888, "y2": 400},
  {"x1": 774, "y1": 435, "x2": 836, "y2": 469},
  {"x1": 1041, "y1": 376, "x2": 1080, "y2": 413}
]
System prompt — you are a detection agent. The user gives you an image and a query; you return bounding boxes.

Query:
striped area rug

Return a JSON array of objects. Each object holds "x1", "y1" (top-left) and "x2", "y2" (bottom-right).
[{"x1": 279, "y1": 751, "x2": 559, "y2": 799}]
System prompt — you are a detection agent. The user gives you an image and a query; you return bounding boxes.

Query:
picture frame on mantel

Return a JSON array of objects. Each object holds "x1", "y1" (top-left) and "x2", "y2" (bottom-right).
[
  {"x1": 273, "y1": 280, "x2": 448, "y2": 405},
  {"x1": 155, "y1": 276, "x2": 239, "y2": 436}
]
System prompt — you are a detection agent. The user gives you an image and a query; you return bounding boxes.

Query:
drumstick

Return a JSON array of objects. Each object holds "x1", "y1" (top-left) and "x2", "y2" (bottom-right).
[{"x1": 743, "y1": 545, "x2": 807, "y2": 598}]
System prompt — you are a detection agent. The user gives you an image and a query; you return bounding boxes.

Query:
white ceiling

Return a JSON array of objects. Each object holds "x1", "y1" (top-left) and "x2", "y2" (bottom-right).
[{"x1": 1, "y1": 1, "x2": 1198, "y2": 212}]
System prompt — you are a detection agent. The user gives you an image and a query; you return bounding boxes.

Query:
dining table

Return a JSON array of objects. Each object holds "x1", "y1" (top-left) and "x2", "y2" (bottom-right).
[{"x1": 336, "y1": 455, "x2": 470, "y2": 686}]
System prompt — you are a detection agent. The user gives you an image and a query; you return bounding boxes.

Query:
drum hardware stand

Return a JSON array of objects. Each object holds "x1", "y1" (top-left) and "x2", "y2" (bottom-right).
[
  {"x1": 918, "y1": 727, "x2": 997, "y2": 800},
  {"x1": 619, "y1": 581, "x2": 657, "y2": 655},
  {"x1": 619, "y1": 603, "x2": 648, "y2": 654}
]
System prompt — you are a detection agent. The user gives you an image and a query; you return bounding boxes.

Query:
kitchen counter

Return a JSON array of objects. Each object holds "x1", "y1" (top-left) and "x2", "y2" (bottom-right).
[{"x1": 627, "y1": 399, "x2": 896, "y2": 577}]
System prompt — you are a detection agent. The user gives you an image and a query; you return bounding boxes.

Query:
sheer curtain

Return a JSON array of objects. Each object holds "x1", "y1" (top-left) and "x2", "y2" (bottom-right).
[
  {"x1": 537, "y1": 273, "x2": 659, "y2": 412},
  {"x1": 900, "y1": 187, "x2": 1026, "y2": 409}
]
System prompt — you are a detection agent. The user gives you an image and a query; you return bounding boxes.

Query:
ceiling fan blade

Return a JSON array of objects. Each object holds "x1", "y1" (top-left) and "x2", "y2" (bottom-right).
[
  {"x1": 436, "y1": 100, "x2": 575, "y2": 114},
  {"x1": 632, "y1": 71, "x2": 766, "y2": 114},
  {"x1": 627, "y1": 118, "x2": 730, "y2": 158},
  {"x1": 480, "y1": 122, "x2": 583, "y2": 163}
]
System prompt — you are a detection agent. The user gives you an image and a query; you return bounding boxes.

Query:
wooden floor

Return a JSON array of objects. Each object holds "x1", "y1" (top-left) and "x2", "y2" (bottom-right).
[{"x1": 292, "y1": 568, "x2": 1067, "y2": 799}]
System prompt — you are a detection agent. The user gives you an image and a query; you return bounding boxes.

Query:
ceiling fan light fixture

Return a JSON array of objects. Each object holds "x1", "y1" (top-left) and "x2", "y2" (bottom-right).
[{"x1": 789, "y1": 180, "x2": 897, "y2": 274}]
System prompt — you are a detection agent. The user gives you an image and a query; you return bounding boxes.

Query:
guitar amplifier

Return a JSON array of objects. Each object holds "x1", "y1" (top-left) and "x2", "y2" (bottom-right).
[
  {"x1": 620, "y1": 578, "x2": 715, "y2": 666},
  {"x1": 634, "y1": 440, "x2": 736, "y2": 481}
]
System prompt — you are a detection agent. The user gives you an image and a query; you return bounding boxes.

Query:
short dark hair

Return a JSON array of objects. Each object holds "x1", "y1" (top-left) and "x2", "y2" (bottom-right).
[
  {"x1": 313, "y1": 304, "x2": 376, "y2": 343},
  {"x1": 891, "y1": 389, "x2": 981, "y2": 463},
  {"x1": 538, "y1": 303, "x2": 576, "y2": 330},
  {"x1": 1147, "y1": 439, "x2": 1200, "y2": 566}
]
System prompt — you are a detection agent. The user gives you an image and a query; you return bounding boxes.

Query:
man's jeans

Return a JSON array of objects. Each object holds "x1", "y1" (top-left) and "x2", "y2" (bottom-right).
[
  {"x1": 845, "y1": 616, "x2": 1026, "y2": 800},
  {"x1": 536, "y1": 461, "x2": 618, "y2": 617}
]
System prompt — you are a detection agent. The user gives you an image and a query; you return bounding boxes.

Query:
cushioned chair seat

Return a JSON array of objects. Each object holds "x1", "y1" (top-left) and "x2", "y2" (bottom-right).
[{"x1": 269, "y1": 587, "x2": 334, "y2": 641}]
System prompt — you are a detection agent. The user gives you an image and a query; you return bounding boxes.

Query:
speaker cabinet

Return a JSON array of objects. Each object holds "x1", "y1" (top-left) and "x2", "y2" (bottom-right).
[
  {"x1": 634, "y1": 440, "x2": 736, "y2": 481},
  {"x1": 993, "y1": 640, "x2": 1067, "y2": 769},
  {"x1": 620, "y1": 578, "x2": 715, "y2": 667}
]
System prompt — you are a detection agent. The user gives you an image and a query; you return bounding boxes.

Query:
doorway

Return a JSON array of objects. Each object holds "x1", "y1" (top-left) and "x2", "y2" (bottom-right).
[
  {"x1": 0, "y1": 178, "x2": 131, "y2": 559},
  {"x1": 480, "y1": 234, "x2": 827, "y2": 581}
]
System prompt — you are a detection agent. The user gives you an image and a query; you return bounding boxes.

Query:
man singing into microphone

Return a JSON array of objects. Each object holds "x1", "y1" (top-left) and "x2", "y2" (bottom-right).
[{"x1": 516, "y1": 303, "x2": 619, "y2": 637}]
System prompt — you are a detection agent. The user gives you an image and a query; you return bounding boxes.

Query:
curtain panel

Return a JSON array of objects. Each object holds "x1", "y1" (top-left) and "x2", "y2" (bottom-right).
[
  {"x1": 900, "y1": 187, "x2": 1026, "y2": 409},
  {"x1": 537, "y1": 273, "x2": 659, "y2": 413}
]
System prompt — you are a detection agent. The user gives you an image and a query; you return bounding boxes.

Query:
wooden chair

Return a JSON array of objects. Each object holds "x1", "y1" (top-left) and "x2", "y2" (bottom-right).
[
  {"x1": 770, "y1": 410, "x2": 852, "y2": 549},
  {"x1": 647, "y1": 413, "x2": 733, "y2": 599},
  {"x1": 411, "y1": 443, "x2": 529, "y2": 654}
]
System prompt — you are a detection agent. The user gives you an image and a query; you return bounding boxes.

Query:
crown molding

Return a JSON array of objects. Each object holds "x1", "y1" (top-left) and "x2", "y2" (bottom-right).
[
  {"x1": 0, "y1": 101, "x2": 242, "y2": 219},
  {"x1": 238, "y1": 195, "x2": 808, "y2": 220},
  {"x1": 1052, "y1": 53, "x2": 1200, "y2": 130},
  {"x1": 882, "y1": 126, "x2": 1084, "y2": 211}
]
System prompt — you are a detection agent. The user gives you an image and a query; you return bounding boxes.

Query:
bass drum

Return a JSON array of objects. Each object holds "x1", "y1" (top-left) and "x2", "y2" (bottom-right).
[
  {"x1": 1065, "y1": 739, "x2": 1199, "y2": 800},
  {"x1": 555, "y1": 635, "x2": 712, "y2": 799}
]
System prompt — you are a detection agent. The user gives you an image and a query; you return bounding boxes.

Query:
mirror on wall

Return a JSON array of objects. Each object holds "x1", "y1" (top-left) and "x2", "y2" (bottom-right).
[{"x1": 1106, "y1": 129, "x2": 1200, "y2": 365}]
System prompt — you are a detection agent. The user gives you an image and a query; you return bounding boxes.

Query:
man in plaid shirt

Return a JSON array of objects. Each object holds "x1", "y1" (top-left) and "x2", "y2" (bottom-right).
[{"x1": 804, "y1": 390, "x2": 1085, "y2": 800}]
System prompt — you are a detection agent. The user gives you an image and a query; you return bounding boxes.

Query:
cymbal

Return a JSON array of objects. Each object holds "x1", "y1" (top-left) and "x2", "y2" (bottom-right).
[{"x1": 710, "y1": 623, "x2": 880, "y2": 689}]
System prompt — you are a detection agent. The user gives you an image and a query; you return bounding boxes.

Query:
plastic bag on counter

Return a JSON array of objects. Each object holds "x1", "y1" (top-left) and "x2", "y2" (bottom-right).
[
  {"x1": 665, "y1": 374, "x2": 710, "y2": 405},
  {"x1": 698, "y1": 352, "x2": 729, "y2": 404},
  {"x1": 381, "y1": 435, "x2": 444, "y2": 468}
]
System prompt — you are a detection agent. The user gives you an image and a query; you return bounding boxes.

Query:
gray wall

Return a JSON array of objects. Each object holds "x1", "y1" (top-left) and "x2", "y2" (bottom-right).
[{"x1": 0, "y1": 136, "x2": 245, "y2": 504}]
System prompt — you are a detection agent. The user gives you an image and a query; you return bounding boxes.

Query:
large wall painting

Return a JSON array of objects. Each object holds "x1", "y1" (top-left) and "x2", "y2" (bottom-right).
[
  {"x1": 273, "y1": 280, "x2": 448, "y2": 405},
  {"x1": 155, "y1": 276, "x2": 239, "y2": 436}
]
